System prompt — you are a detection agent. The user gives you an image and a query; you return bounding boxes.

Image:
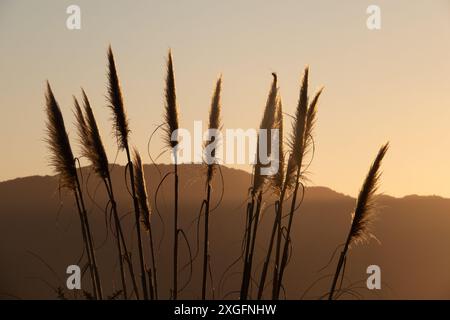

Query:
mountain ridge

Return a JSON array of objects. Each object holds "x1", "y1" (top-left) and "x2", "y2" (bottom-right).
[
  {"x1": 1, "y1": 163, "x2": 449, "y2": 299},
  {"x1": 0, "y1": 163, "x2": 445, "y2": 202}
]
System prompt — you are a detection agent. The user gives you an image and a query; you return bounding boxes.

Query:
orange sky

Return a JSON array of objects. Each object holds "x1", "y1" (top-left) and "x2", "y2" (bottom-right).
[{"x1": 1, "y1": 0, "x2": 449, "y2": 197}]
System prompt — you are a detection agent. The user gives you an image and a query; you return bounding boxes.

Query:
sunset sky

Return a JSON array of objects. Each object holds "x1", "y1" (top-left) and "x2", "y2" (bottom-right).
[{"x1": 1, "y1": 0, "x2": 449, "y2": 197}]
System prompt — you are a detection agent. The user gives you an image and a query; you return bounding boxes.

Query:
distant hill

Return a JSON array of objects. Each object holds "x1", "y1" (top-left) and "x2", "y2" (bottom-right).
[{"x1": 1, "y1": 164, "x2": 450, "y2": 299}]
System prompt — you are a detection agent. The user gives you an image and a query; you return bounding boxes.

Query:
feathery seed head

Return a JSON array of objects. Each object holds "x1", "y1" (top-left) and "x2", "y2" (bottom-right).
[
  {"x1": 164, "y1": 49, "x2": 180, "y2": 149},
  {"x1": 206, "y1": 75, "x2": 223, "y2": 183},
  {"x1": 107, "y1": 46, "x2": 130, "y2": 150},
  {"x1": 208, "y1": 75, "x2": 222, "y2": 132},
  {"x1": 270, "y1": 96, "x2": 285, "y2": 194},
  {"x1": 289, "y1": 66, "x2": 309, "y2": 167},
  {"x1": 133, "y1": 148, "x2": 151, "y2": 231},
  {"x1": 285, "y1": 67, "x2": 310, "y2": 188},
  {"x1": 253, "y1": 73, "x2": 279, "y2": 195},
  {"x1": 349, "y1": 143, "x2": 389, "y2": 246},
  {"x1": 73, "y1": 96, "x2": 89, "y2": 149},
  {"x1": 304, "y1": 86, "x2": 323, "y2": 146},
  {"x1": 45, "y1": 82, "x2": 77, "y2": 190},
  {"x1": 81, "y1": 89, "x2": 109, "y2": 179}
]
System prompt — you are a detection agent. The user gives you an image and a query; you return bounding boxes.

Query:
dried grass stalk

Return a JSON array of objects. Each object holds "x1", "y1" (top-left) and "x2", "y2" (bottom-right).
[
  {"x1": 133, "y1": 148, "x2": 158, "y2": 299},
  {"x1": 45, "y1": 82, "x2": 77, "y2": 190},
  {"x1": 253, "y1": 72, "x2": 279, "y2": 195},
  {"x1": 164, "y1": 49, "x2": 181, "y2": 299},
  {"x1": 241, "y1": 73, "x2": 278, "y2": 300},
  {"x1": 106, "y1": 46, "x2": 148, "y2": 300},
  {"x1": 202, "y1": 75, "x2": 222, "y2": 299},
  {"x1": 328, "y1": 143, "x2": 389, "y2": 300},
  {"x1": 349, "y1": 143, "x2": 389, "y2": 246},
  {"x1": 45, "y1": 82, "x2": 102, "y2": 299}
]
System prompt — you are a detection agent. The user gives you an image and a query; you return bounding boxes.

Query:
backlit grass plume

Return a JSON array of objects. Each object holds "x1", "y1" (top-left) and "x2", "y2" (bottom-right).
[
  {"x1": 240, "y1": 73, "x2": 278, "y2": 300},
  {"x1": 328, "y1": 143, "x2": 389, "y2": 300},
  {"x1": 349, "y1": 143, "x2": 389, "y2": 246},
  {"x1": 106, "y1": 46, "x2": 149, "y2": 300},
  {"x1": 45, "y1": 82, "x2": 103, "y2": 299},
  {"x1": 74, "y1": 89, "x2": 140, "y2": 299},
  {"x1": 303, "y1": 87, "x2": 323, "y2": 154},
  {"x1": 45, "y1": 82, "x2": 77, "y2": 190},
  {"x1": 272, "y1": 68, "x2": 311, "y2": 299},
  {"x1": 272, "y1": 68, "x2": 324, "y2": 299},
  {"x1": 73, "y1": 96, "x2": 90, "y2": 159},
  {"x1": 270, "y1": 97, "x2": 284, "y2": 194},
  {"x1": 252, "y1": 72, "x2": 279, "y2": 195},
  {"x1": 285, "y1": 67, "x2": 309, "y2": 188},
  {"x1": 164, "y1": 50, "x2": 180, "y2": 148},
  {"x1": 78, "y1": 90, "x2": 109, "y2": 179},
  {"x1": 107, "y1": 45, "x2": 129, "y2": 150},
  {"x1": 133, "y1": 149, "x2": 151, "y2": 231},
  {"x1": 133, "y1": 148, "x2": 158, "y2": 300},
  {"x1": 206, "y1": 75, "x2": 222, "y2": 183},
  {"x1": 202, "y1": 75, "x2": 222, "y2": 299},
  {"x1": 207, "y1": 76, "x2": 222, "y2": 132},
  {"x1": 164, "y1": 49, "x2": 181, "y2": 299},
  {"x1": 290, "y1": 67, "x2": 309, "y2": 160},
  {"x1": 257, "y1": 95, "x2": 284, "y2": 299}
]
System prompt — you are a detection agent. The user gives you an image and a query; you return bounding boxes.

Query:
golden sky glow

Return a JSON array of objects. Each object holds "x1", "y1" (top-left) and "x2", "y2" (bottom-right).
[{"x1": 1, "y1": 0, "x2": 449, "y2": 197}]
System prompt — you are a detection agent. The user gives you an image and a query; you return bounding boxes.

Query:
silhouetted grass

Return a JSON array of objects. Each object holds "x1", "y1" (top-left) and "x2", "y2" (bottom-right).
[
  {"x1": 74, "y1": 89, "x2": 139, "y2": 299},
  {"x1": 45, "y1": 82, "x2": 103, "y2": 299},
  {"x1": 240, "y1": 73, "x2": 278, "y2": 300},
  {"x1": 202, "y1": 76, "x2": 222, "y2": 300},
  {"x1": 133, "y1": 149, "x2": 158, "y2": 299},
  {"x1": 107, "y1": 46, "x2": 149, "y2": 300},
  {"x1": 42, "y1": 47, "x2": 391, "y2": 301},
  {"x1": 274, "y1": 77, "x2": 323, "y2": 299},
  {"x1": 328, "y1": 143, "x2": 389, "y2": 300},
  {"x1": 164, "y1": 49, "x2": 181, "y2": 300}
]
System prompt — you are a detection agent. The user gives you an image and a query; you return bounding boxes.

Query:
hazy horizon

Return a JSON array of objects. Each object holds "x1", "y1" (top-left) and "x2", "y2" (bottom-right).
[
  {"x1": 2, "y1": 163, "x2": 449, "y2": 200},
  {"x1": 1, "y1": 0, "x2": 450, "y2": 198}
]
